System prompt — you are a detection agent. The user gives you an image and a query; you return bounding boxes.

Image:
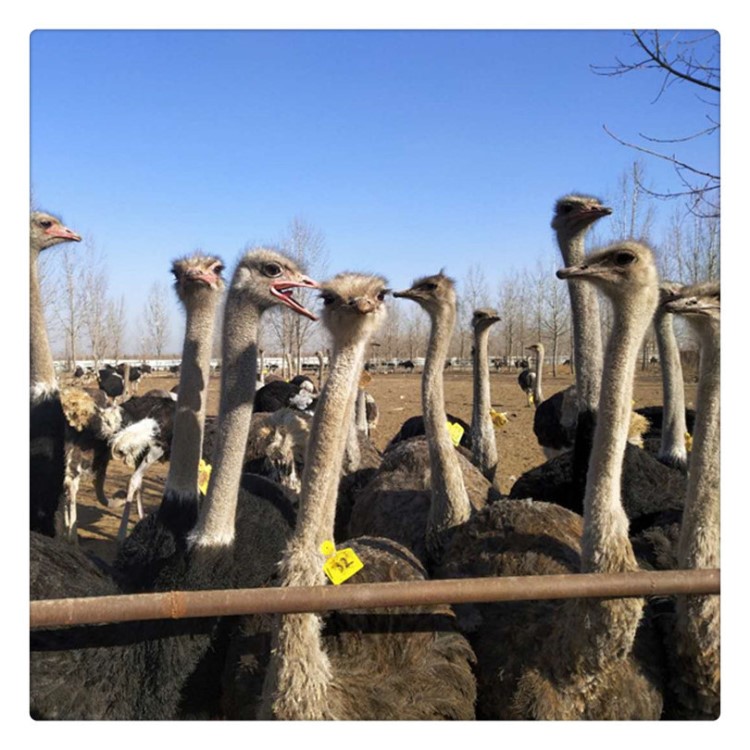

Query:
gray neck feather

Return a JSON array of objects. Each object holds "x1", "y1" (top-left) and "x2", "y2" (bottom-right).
[
  {"x1": 557, "y1": 228, "x2": 603, "y2": 414},
  {"x1": 166, "y1": 295, "x2": 220, "y2": 495},
  {"x1": 654, "y1": 309, "x2": 688, "y2": 469},
  {"x1": 189, "y1": 298, "x2": 260, "y2": 548},
  {"x1": 264, "y1": 328, "x2": 370, "y2": 720},
  {"x1": 581, "y1": 299, "x2": 652, "y2": 572},
  {"x1": 424, "y1": 304, "x2": 471, "y2": 551},
  {"x1": 679, "y1": 318, "x2": 720, "y2": 571},
  {"x1": 30, "y1": 248, "x2": 58, "y2": 392},
  {"x1": 471, "y1": 325, "x2": 498, "y2": 483}
]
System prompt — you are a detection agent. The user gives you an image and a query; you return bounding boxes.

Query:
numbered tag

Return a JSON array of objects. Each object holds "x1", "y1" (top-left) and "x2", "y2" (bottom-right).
[
  {"x1": 446, "y1": 420, "x2": 464, "y2": 447},
  {"x1": 320, "y1": 540, "x2": 364, "y2": 585},
  {"x1": 198, "y1": 458, "x2": 212, "y2": 495}
]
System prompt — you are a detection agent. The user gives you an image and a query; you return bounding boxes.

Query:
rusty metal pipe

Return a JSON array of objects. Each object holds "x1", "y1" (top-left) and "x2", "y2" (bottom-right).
[{"x1": 30, "y1": 568, "x2": 719, "y2": 629}]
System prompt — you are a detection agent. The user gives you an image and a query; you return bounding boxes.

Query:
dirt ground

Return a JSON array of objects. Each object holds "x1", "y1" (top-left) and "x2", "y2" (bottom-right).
[{"x1": 73, "y1": 367, "x2": 698, "y2": 564}]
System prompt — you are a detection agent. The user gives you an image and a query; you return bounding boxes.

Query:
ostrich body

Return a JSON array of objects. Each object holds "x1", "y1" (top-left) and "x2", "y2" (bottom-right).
[
  {"x1": 31, "y1": 250, "x2": 318, "y2": 720},
  {"x1": 259, "y1": 273, "x2": 476, "y2": 720},
  {"x1": 436, "y1": 242, "x2": 666, "y2": 719},
  {"x1": 348, "y1": 273, "x2": 498, "y2": 566},
  {"x1": 470, "y1": 308, "x2": 501, "y2": 483},
  {"x1": 30, "y1": 211, "x2": 82, "y2": 539}
]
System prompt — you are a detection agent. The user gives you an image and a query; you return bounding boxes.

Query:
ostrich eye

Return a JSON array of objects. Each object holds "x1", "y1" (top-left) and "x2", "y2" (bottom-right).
[
  {"x1": 214, "y1": 264, "x2": 225, "y2": 275},
  {"x1": 263, "y1": 263, "x2": 283, "y2": 277},
  {"x1": 320, "y1": 293, "x2": 335, "y2": 305},
  {"x1": 39, "y1": 220, "x2": 53, "y2": 228},
  {"x1": 419, "y1": 282, "x2": 438, "y2": 292},
  {"x1": 377, "y1": 290, "x2": 387, "y2": 301},
  {"x1": 615, "y1": 252, "x2": 636, "y2": 266}
]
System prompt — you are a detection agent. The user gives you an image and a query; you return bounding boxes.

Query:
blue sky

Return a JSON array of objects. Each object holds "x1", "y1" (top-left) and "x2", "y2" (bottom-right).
[{"x1": 28, "y1": 26, "x2": 720, "y2": 353}]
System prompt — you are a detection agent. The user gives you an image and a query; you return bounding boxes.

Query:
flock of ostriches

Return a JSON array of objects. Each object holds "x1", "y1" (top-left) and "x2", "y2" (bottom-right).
[{"x1": 29, "y1": 194, "x2": 719, "y2": 720}]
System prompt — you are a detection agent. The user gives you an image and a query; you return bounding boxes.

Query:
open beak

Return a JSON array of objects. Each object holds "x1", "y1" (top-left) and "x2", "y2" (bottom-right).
[{"x1": 271, "y1": 277, "x2": 320, "y2": 320}]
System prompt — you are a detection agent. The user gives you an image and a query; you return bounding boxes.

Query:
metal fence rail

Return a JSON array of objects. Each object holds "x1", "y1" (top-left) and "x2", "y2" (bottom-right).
[{"x1": 30, "y1": 568, "x2": 719, "y2": 629}]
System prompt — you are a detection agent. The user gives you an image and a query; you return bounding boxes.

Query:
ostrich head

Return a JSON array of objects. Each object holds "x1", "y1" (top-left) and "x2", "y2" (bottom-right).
[
  {"x1": 556, "y1": 240, "x2": 659, "y2": 314},
  {"x1": 30, "y1": 211, "x2": 81, "y2": 253},
  {"x1": 663, "y1": 280, "x2": 720, "y2": 323},
  {"x1": 472, "y1": 307, "x2": 501, "y2": 333},
  {"x1": 551, "y1": 194, "x2": 612, "y2": 235},
  {"x1": 527, "y1": 342, "x2": 544, "y2": 354},
  {"x1": 392, "y1": 271, "x2": 457, "y2": 315},
  {"x1": 171, "y1": 253, "x2": 226, "y2": 304},
  {"x1": 230, "y1": 248, "x2": 319, "y2": 319},
  {"x1": 318, "y1": 273, "x2": 389, "y2": 341}
]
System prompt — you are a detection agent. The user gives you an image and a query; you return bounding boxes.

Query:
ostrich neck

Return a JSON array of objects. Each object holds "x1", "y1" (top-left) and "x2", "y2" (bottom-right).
[
  {"x1": 679, "y1": 320, "x2": 720, "y2": 571},
  {"x1": 264, "y1": 326, "x2": 371, "y2": 720},
  {"x1": 533, "y1": 346, "x2": 544, "y2": 405},
  {"x1": 424, "y1": 305, "x2": 471, "y2": 543},
  {"x1": 675, "y1": 317, "x2": 720, "y2": 704},
  {"x1": 557, "y1": 228, "x2": 603, "y2": 413},
  {"x1": 555, "y1": 291, "x2": 655, "y2": 673},
  {"x1": 654, "y1": 310, "x2": 688, "y2": 466},
  {"x1": 295, "y1": 333, "x2": 369, "y2": 554},
  {"x1": 165, "y1": 295, "x2": 219, "y2": 495},
  {"x1": 581, "y1": 302, "x2": 649, "y2": 573},
  {"x1": 471, "y1": 325, "x2": 498, "y2": 482},
  {"x1": 189, "y1": 299, "x2": 260, "y2": 548},
  {"x1": 30, "y1": 249, "x2": 58, "y2": 394}
]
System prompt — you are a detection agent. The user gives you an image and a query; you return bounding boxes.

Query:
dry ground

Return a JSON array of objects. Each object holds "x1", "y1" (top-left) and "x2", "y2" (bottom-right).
[{"x1": 72, "y1": 367, "x2": 697, "y2": 564}]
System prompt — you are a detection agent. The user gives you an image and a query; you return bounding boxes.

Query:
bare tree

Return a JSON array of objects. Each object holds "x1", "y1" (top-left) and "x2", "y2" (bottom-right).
[
  {"x1": 539, "y1": 262, "x2": 571, "y2": 378},
  {"x1": 609, "y1": 161, "x2": 657, "y2": 243},
  {"x1": 592, "y1": 30, "x2": 720, "y2": 218},
  {"x1": 143, "y1": 282, "x2": 171, "y2": 358},
  {"x1": 49, "y1": 246, "x2": 86, "y2": 371},
  {"x1": 459, "y1": 263, "x2": 491, "y2": 361},
  {"x1": 266, "y1": 217, "x2": 329, "y2": 374},
  {"x1": 80, "y1": 240, "x2": 110, "y2": 371},
  {"x1": 105, "y1": 295, "x2": 127, "y2": 362}
]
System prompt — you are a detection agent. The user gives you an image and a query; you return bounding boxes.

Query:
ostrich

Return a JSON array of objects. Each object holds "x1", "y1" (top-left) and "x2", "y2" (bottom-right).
[
  {"x1": 31, "y1": 249, "x2": 318, "y2": 720},
  {"x1": 258, "y1": 273, "x2": 476, "y2": 720},
  {"x1": 552, "y1": 194, "x2": 611, "y2": 489},
  {"x1": 509, "y1": 195, "x2": 686, "y2": 521},
  {"x1": 253, "y1": 376, "x2": 317, "y2": 414},
  {"x1": 347, "y1": 273, "x2": 499, "y2": 566},
  {"x1": 97, "y1": 366, "x2": 127, "y2": 401},
  {"x1": 435, "y1": 241, "x2": 666, "y2": 719},
  {"x1": 652, "y1": 282, "x2": 721, "y2": 719},
  {"x1": 517, "y1": 342, "x2": 544, "y2": 407},
  {"x1": 30, "y1": 211, "x2": 82, "y2": 539},
  {"x1": 470, "y1": 308, "x2": 501, "y2": 484}
]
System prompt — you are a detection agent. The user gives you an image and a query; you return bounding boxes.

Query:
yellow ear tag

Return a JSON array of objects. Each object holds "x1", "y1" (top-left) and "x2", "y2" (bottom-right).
[
  {"x1": 320, "y1": 540, "x2": 364, "y2": 585},
  {"x1": 446, "y1": 420, "x2": 464, "y2": 447},
  {"x1": 685, "y1": 432, "x2": 693, "y2": 452},
  {"x1": 198, "y1": 458, "x2": 212, "y2": 496},
  {"x1": 490, "y1": 408, "x2": 508, "y2": 427}
]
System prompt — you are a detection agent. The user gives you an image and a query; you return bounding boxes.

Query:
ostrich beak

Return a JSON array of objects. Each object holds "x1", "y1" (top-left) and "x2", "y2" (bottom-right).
[
  {"x1": 46, "y1": 224, "x2": 81, "y2": 243},
  {"x1": 271, "y1": 277, "x2": 320, "y2": 321}
]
